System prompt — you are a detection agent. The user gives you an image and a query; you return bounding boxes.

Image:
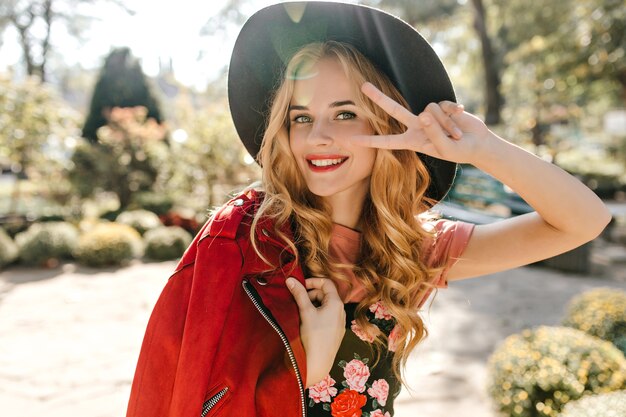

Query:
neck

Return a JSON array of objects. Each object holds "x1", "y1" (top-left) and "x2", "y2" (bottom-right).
[{"x1": 323, "y1": 187, "x2": 368, "y2": 232}]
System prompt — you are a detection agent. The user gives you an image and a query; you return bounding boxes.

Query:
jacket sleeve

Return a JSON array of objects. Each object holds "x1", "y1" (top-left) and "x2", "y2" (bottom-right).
[
  {"x1": 126, "y1": 263, "x2": 195, "y2": 417},
  {"x1": 126, "y1": 219, "x2": 211, "y2": 417}
]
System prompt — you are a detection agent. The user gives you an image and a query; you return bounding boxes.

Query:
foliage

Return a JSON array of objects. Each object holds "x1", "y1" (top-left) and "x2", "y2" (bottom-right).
[
  {"x1": 73, "y1": 222, "x2": 143, "y2": 267},
  {"x1": 486, "y1": 326, "x2": 626, "y2": 417},
  {"x1": 14, "y1": 221, "x2": 79, "y2": 266},
  {"x1": 82, "y1": 47, "x2": 164, "y2": 142},
  {"x1": 557, "y1": 390, "x2": 626, "y2": 417},
  {"x1": 163, "y1": 95, "x2": 260, "y2": 209},
  {"x1": 115, "y1": 209, "x2": 162, "y2": 236},
  {"x1": 130, "y1": 192, "x2": 174, "y2": 216},
  {"x1": 0, "y1": 74, "x2": 81, "y2": 214},
  {"x1": 68, "y1": 106, "x2": 170, "y2": 210},
  {"x1": 561, "y1": 288, "x2": 626, "y2": 355},
  {"x1": 143, "y1": 225, "x2": 192, "y2": 261},
  {"x1": 496, "y1": 0, "x2": 625, "y2": 148},
  {"x1": 0, "y1": 227, "x2": 18, "y2": 268}
]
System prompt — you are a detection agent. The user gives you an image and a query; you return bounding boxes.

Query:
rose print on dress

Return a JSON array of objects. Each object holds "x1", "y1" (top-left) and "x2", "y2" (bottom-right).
[
  {"x1": 309, "y1": 374, "x2": 338, "y2": 405},
  {"x1": 351, "y1": 319, "x2": 375, "y2": 343},
  {"x1": 340, "y1": 358, "x2": 371, "y2": 393},
  {"x1": 369, "y1": 301, "x2": 393, "y2": 320},
  {"x1": 387, "y1": 324, "x2": 401, "y2": 352},
  {"x1": 370, "y1": 409, "x2": 391, "y2": 417},
  {"x1": 330, "y1": 389, "x2": 367, "y2": 417},
  {"x1": 367, "y1": 379, "x2": 389, "y2": 407}
]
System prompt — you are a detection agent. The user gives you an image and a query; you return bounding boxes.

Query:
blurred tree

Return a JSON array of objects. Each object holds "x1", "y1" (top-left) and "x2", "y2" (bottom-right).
[
  {"x1": 69, "y1": 106, "x2": 169, "y2": 210},
  {"x1": 164, "y1": 94, "x2": 260, "y2": 210},
  {"x1": 0, "y1": 0, "x2": 133, "y2": 82},
  {"x1": 82, "y1": 47, "x2": 164, "y2": 143},
  {"x1": 367, "y1": 0, "x2": 504, "y2": 125},
  {"x1": 0, "y1": 74, "x2": 81, "y2": 215},
  {"x1": 496, "y1": 0, "x2": 625, "y2": 147}
]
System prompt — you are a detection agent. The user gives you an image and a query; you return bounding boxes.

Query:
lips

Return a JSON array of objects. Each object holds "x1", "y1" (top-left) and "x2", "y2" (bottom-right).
[{"x1": 305, "y1": 154, "x2": 349, "y2": 172}]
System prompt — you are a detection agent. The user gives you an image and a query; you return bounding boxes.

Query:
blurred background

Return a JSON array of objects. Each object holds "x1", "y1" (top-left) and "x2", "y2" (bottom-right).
[{"x1": 0, "y1": 1, "x2": 625, "y2": 417}]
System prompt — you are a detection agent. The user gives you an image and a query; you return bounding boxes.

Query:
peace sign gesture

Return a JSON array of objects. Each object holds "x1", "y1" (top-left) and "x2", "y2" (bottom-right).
[{"x1": 351, "y1": 82, "x2": 493, "y2": 164}]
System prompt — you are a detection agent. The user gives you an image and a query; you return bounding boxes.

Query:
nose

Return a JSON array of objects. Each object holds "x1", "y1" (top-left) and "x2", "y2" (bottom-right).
[{"x1": 307, "y1": 119, "x2": 334, "y2": 146}]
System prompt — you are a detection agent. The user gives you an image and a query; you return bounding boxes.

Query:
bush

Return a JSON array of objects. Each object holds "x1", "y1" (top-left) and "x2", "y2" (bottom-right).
[
  {"x1": 487, "y1": 326, "x2": 626, "y2": 417},
  {"x1": 74, "y1": 223, "x2": 143, "y2": 267},
  {"x1": 131, "y1": 192, "x2": 174, "y2": 216},
  {"x1": 0, "y1": 228, "x2": 18, "y2": 268},
  {"x1": 14, "y1": 222, "x2": 79, "y2": 266},
  {"x1": 144, "y1": 226, "x2": 192, "y2": 261},
  {"x1": 557, "y1": 390, "x2": 626, "y2": 417},
  {"x1": 115, "y1": 209, "x2": 162, "y2": 235},
  {"x1": 562, "y1": 288, "x2": 626, "y2": 355}
]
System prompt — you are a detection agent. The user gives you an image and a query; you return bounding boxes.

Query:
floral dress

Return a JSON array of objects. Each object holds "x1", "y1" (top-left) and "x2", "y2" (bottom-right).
[
  {"x1": 305, "y1": 300, "x2": 401, "y2": 417},
  {"x1": 305, "y1": 220, "x2": 474, "y2": 417}
]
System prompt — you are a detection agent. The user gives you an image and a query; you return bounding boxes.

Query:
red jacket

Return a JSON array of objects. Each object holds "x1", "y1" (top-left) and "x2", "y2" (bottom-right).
[{"x1": 126, "y1": 189, "x2": 308, "y2": 417}]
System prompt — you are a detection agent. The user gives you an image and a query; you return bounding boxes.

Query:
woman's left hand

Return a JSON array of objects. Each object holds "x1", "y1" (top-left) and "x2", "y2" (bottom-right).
[{"x1": 351, "y1": 82, "x2": 492, "y2": 164}]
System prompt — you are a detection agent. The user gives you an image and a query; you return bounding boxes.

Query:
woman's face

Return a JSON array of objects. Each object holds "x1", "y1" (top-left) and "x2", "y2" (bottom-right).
[{"x1": 288, "y1": 57, "x2": 377, "y2": 203}]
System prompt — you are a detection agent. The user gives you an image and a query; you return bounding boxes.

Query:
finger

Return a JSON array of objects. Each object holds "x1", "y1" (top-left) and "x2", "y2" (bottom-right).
[
  {"x1": 361, "y1": 82, "x2": 415, "y2": 126},
  {"x1": 439, "y1": 100, "x2": 464, "y2": 115},
  {"x1": 305, "y1": 278, "x2": 342, "y2": 303},
  {"x1": 419, "y1": 113, "x2": 455, "y2": 149},
  {"x1": 306, "y1": 288, "x2": 324, "y2": 305},
  {"x1": 286, "y1": 278, "x2": 314, "y2": 312},
  {"x1": 425, "y1": 103, "x2": 463, "y2": 140},
  {"x1": 350, "y1": 132, "x2": 409, "y2": 150}
]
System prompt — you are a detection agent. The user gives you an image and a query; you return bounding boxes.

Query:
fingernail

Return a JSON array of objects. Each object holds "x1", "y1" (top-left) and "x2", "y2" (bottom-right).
[
  {"x1": 286, "y1": 278, "x2": 295, "y2": 290},
  {"x1": 421, "y1": 115, "x2": 431, "y2": 126},
  {"x1": 454, "y1": 128, "x2": 463, "y2": 137}
]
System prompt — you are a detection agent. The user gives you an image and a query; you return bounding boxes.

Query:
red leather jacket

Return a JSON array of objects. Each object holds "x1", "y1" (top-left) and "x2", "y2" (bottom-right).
[{"x1": 126, "y1": 189, "x2": 308, "y2": 417}]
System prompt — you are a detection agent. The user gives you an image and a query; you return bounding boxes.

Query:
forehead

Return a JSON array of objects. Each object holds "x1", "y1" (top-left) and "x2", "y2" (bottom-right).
[{"x1": 290, "y1": 57, "x2": 357, "y2": 105}]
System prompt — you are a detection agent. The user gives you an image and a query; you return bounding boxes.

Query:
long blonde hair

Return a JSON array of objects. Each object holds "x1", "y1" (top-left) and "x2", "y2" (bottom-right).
[{"x1": 246, "y1": 41, "x2": 445, "y2": 389}]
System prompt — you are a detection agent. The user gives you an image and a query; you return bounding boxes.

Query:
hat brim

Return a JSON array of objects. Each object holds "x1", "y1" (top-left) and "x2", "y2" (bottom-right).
[{"x1": 228, "y1": 1, "x2": 458, "y2": 202}]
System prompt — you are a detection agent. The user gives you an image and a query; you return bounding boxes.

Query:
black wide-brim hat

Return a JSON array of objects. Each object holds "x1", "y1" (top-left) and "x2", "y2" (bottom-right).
[{"x1": 228, "y1": 1, "x2": 458, "y2": 202}]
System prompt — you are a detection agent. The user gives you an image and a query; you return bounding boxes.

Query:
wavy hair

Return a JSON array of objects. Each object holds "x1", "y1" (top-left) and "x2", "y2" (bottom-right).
[{"x1": 245, "y1": 41, "x2": 446, "y2": 390}]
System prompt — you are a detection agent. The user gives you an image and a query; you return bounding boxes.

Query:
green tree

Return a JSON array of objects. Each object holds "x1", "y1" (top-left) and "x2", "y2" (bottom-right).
[
  {"x1": 69, "y1": 106, "x2": 169, "y2": 211},
  {"x1": 164, "y1": 94, "x2": 260, "y2": 210},
  {"x1": 0, "y1": 74, "x2": 81, "y2": 215},
  {"x1": 82, "y1": 47, "x2": 164, "y2": 142},
  {"x1": 0, "y1": 0, "x2": 132, "y2": 82},
  {"x1": 496, "y1": 0, "x2": 625, "y2": 147},
  {"x1": 367, "y1": 0, "x2": 504, "y2": 125}
]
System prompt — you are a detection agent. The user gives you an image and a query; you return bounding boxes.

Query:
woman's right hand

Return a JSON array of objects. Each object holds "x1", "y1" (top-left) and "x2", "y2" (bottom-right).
[{"x1": 286, "y1": 277, "x2": 346, "y2": 388}]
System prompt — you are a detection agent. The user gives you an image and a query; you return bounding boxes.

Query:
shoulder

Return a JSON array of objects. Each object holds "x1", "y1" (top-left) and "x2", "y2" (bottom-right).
[
  {"x1": 417, "y1": 213, "x2": 475, "y2": 264},
  {"x1": 199, "y1": 188, "x2": 264, "y2": 241}
]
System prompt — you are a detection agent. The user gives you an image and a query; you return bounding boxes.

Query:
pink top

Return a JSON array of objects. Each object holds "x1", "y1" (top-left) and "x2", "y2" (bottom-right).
[{"x1": 329, "y1": 219, "x2": 475, "y2": 307}]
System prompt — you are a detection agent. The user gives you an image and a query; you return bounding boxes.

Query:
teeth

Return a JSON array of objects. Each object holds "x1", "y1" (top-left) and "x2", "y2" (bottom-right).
[{"x1": 310, "y1": 158, "x2": 345, "y2": 167}]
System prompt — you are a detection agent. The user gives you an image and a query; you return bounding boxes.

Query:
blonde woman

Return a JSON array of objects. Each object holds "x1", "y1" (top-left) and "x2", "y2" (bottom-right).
[{"x1": 126, "y1": 3, "x2": 610, "y2": 417}]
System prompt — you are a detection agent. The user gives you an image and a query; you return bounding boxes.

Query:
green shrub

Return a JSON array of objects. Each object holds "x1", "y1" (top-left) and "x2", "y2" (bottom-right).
[
  {"x1": 115, "y1": 209, "x2": 162, "y2": 235},
  {"x1": 14, "y1": 222, "x2": 79, "y2": 266},
  {"x1": 143, "y1": 226, "x2": 192, "y2": 261},
  {"x1": 562, "y1": 288, "x2": 626, "y2": 355},
  {"x1": 74, "y1": 223, "x2": 143, "y2": 267},
  {"x1": 487, "y1": 326, "x2": 626, "y2": 417},
  {"x1": 557, "y1": 390, "x2": 626, "y2": 417},
  {"x1": 130, "y1": 192, "x2": 174, "y2": 216},
  {"x1": 0, "y1": 228, "x2": 18, "y2": 268}
]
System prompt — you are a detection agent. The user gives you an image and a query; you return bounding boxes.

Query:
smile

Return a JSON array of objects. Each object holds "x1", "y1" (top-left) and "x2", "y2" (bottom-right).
[{"x1": 306, "y1": 156, "x2": 348, "y2": 172}]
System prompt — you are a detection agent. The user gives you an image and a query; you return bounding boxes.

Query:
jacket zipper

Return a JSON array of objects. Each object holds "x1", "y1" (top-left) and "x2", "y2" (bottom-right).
[
  {"x1": 242, "y1": 280, "x2": 306, "y2": 417},
  {"x1": 201, "y1": 387, "x2": 228, "y2": 417}
]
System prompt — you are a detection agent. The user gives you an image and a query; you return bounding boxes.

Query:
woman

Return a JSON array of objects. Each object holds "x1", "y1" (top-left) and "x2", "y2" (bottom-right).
[{"x1": 126, "y1": 2, "x2": 611, "y2": 417}]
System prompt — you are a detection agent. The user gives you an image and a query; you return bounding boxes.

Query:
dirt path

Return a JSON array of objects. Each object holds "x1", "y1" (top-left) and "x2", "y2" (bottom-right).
[{"x1": 1, "y1": 260, "x2": 624, "y2": 417}]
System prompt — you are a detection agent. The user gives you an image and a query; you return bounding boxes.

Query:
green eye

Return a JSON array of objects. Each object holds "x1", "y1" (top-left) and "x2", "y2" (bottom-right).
[
  {"x1": 337, "y1": 112, "x2": 356, "y2": 120},
  {"x1": 293, "y1": 115, "x2": 312, "y2": 123}
]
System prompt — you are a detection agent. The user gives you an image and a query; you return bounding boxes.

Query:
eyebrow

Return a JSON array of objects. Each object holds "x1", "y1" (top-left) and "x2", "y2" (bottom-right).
[{"x1": 288, "y1": 100, "x2": 356, "y2": 112}]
